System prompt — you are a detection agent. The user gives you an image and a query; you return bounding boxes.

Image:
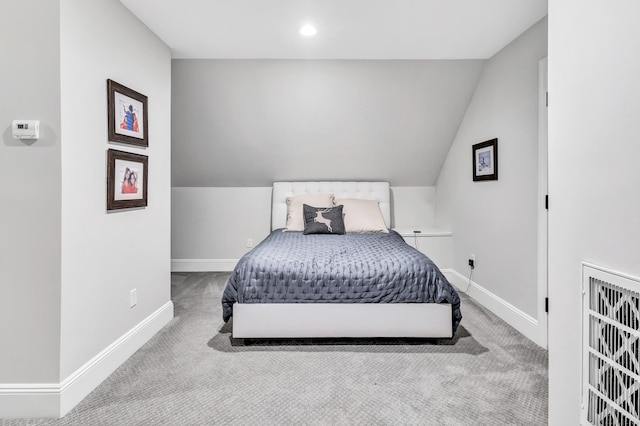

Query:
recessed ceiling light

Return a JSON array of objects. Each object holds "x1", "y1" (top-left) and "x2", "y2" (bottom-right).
[{"x1": 300, "y1": 24, "x2": 317, "y2": 37}]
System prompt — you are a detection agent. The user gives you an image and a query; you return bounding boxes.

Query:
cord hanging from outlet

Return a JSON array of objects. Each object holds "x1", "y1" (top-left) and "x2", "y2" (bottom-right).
[
  {"x1": 463, "y1": 256, "x2": 475, "y2": 293},
  {"x1": 464, "y1": 268, "x2": 473, "y2": 293}
]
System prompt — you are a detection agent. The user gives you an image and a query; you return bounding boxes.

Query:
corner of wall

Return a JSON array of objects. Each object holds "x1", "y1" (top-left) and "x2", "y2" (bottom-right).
[{"x1": 434, "y1": 17, "x2": 549, "y2": 345}]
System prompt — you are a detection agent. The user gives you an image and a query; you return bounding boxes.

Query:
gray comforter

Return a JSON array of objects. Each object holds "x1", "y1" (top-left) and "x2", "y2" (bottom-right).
[{"x1": 222, "y1": 230, "x2": 462, "y2": 333}]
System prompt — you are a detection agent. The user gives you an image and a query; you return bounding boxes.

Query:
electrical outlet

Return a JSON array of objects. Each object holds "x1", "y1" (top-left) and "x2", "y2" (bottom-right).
[
  {"x1": 130, "y1": 289, "x2": 137, "y2": 308},
  {"x1": 246, "y1": 238, "x2": 253, "y2": 248},
  {"x1": 468, "y1": 254, "x2": 476, "y2": 269}
]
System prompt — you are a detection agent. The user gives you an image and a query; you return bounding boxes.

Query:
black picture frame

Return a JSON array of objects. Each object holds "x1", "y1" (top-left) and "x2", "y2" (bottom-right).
[
  {"x1": 107, "y1": 149, "x2": 148, "y2": 211},
  {"x1": 107, "y1": 79, "x2": 148, "y2": 147},
  {"x1": 472, "y1": 138, "x2": 498, "y2": 181}
]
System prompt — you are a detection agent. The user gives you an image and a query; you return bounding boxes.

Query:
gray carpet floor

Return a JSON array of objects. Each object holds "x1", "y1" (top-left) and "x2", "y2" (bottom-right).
[{"x1": 2, "y1": 272, "x2": 548, "y2": 425}]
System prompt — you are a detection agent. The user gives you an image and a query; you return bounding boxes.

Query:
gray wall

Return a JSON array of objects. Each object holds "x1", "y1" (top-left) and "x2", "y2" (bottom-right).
[
  {"x1": 548, "y1": 3, "x2": 640, "y2": 424},
  {"x1": 59, "y1": 0, "x2": 172, "y2": 380},
  {"x1": 436, "y1": 18, "x2": 548, "y2": 319},
  {"x1": 0, "y1": 0, "x2": 62, "y2": 384},
  {"x1": 171, "y1": 59, "x2": 484, "y2": 187}
]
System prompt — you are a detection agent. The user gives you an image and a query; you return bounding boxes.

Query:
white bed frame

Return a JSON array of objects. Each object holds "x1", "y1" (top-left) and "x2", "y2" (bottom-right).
[{"x1": 232, "y1": 181, "x2": 453, "y2": 339}]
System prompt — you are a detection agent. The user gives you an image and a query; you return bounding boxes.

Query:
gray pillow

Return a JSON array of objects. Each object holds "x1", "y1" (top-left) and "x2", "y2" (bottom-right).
[{"x1": 303, "y1": 204, "x2": 345, "y2": 235}]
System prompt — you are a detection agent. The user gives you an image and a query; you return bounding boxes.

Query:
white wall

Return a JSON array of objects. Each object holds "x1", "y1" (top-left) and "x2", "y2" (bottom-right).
[
  {"x1": 391, "y1": 187, "x2": 436, "y2": 229},
  {"x1": 0, "y1": 1, "x2": 172, "y2": 417},
  {"x1": 435, "y1": 18, "x2": 547, "y2": 336},
  {"x1": 0, "y1": 0, "x2": 62, "y2": 385},
  {"x1": 59, "y1": 0, "x2": 172, "y2": 381},
  {"x1": 171, "y1": 186, "x2": 436, "y2": 262},
  {"x1": 172, "y1": 187, "x2": 272, "y2": 260},
  {"x1": 547, "y1": 2, "x2": 640, "y2": 424}
]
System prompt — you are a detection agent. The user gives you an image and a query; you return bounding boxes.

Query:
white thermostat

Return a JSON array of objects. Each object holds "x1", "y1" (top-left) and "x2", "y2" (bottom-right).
[{"x1": 12, "y1": 120, "x2": 40, "y2": 140}]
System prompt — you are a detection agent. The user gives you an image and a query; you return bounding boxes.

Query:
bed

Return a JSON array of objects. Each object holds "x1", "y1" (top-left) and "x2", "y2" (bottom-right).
[{"x1": 221, "y1": 181, "x2": 461, "y2": 339}]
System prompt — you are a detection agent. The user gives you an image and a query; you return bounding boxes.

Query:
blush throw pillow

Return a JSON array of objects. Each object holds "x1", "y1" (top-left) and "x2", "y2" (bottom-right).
[
  {"x1": 334, "y1": 198, "x2": 389, "y2": 233},
  {"x1": 285, "y1": 193, "x2": 335, "y2": 231},
  {"x1": 302, "y1": 204, "x2": 345, "y2": 235}
]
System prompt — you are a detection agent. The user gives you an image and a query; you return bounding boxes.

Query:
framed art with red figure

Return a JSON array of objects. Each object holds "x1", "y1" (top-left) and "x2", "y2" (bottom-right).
[{"x1": 107, "y1": 149, "x2": 148, "y2": 211}]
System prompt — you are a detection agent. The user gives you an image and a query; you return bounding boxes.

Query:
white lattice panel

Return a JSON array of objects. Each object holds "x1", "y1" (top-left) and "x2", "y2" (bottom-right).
[{"x1": 582, "y1": 264, "x2": 640, "y2": 426}]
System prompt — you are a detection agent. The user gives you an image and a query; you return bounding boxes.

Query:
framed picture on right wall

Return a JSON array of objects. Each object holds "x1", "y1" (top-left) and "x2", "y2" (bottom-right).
[{"x1": 472, "y1": 138, "x2": 498, "y2": 181}]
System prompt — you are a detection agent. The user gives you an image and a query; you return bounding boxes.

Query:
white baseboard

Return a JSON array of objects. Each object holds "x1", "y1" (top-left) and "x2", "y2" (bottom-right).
[
  {"x1": 0, "y1": 301, "x2": 174, "y2": 419},
  {"x1": 0, "y1": 384, "x2": 60, "y2": 419},
  {"x1": 59, "y1": 301, "x2": 174, "y2": 416},
  {"x1": 441, "y1": 269, "x2": 543, "y2": 347},
  {"x1": 171, "y1": 259, "x2": 238, "y2": 272}
]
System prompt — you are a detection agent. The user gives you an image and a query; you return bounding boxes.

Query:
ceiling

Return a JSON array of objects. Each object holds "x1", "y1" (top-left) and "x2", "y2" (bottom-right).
[{"x1": 120, "y1": 0, "x2": 547, "y2": 59}]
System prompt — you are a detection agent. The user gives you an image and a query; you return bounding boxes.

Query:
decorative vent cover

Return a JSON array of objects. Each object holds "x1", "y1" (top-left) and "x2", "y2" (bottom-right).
[{"x1": 582, "y1": 264, "x2": 640, "y2": 426}]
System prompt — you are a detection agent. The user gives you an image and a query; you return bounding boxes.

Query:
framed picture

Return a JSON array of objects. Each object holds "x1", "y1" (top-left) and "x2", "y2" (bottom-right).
[
  {"x1": 107, "y1": 149, "x2": 148, "y2": 211},
  {"x1": 107, "y1": 79, "x2": 148, "y2": 147},
  {"x1": 472, "y1": 138, "x2": 498, "y2": 181}
]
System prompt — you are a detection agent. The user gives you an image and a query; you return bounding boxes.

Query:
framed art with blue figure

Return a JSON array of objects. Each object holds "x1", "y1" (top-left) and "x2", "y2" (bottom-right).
[
  {"x1": 107, "y1": 149, "x2": 148, "y2": 211},
  {"x1": 107, "y1": 79, "x2": 148, "y2": 147},
  {"x1": 473, "y1": 138, "x2": 498, "y2": 181}
]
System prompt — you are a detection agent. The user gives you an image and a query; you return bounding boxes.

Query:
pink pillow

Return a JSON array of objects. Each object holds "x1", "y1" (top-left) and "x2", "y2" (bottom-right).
[{"x1": 334, "y1": 199, "x2": 389, "y2": 233}]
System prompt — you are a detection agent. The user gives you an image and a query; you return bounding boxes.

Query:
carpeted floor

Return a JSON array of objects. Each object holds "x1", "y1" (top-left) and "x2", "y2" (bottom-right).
[{"x1": 2, "y1": 272, "x2": 548, "y2": 425}]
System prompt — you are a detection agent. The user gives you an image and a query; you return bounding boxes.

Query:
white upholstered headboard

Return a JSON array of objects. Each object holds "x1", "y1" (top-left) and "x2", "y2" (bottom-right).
[{"x1": 272, "y1": 181, "x2": 391, "y2": 231}]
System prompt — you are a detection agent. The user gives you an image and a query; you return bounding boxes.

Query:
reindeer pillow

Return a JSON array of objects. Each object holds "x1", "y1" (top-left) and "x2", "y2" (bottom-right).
[{"x1": 302, "y1": 204, "x2": 345, "y2": 235}]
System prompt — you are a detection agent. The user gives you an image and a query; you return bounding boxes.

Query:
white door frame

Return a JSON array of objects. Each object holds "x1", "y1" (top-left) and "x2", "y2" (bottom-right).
[{"x1": 537, "y1": 57, "x2": 549, "y2": 348}]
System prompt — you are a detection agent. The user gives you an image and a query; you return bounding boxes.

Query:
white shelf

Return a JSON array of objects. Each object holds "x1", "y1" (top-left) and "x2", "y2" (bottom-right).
[{"x1": 392, "y1": 228, "x2": 453, "y2": 237}]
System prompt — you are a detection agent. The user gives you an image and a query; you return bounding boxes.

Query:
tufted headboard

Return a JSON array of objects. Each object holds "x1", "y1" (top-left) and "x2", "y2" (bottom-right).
[{"x1": 271, "y1": 181, "x2": 391, "y2": 231}]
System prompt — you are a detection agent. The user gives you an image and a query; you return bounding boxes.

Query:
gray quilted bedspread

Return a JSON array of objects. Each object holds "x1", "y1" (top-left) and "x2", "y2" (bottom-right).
[{"x1": 221, "y1": 230, "x2": 462, "y2": 332}]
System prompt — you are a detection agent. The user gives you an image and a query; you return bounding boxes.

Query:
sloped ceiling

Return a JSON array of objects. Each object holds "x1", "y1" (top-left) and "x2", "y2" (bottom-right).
[
  {"x1": 121, "y1": 1, "x2": 546, "y2": 187},
  {"x1": 172, "y1": 59, "x2": 484, "y2": 187}
]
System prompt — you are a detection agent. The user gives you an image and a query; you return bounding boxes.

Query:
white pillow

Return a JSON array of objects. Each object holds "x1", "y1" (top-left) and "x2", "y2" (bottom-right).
[
  {"x1": 285, "y1": 193, "x2": 335, "y2": 232},
  {"x1": 334, "y1": 198, "x2": 389, "y2": 233}
]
